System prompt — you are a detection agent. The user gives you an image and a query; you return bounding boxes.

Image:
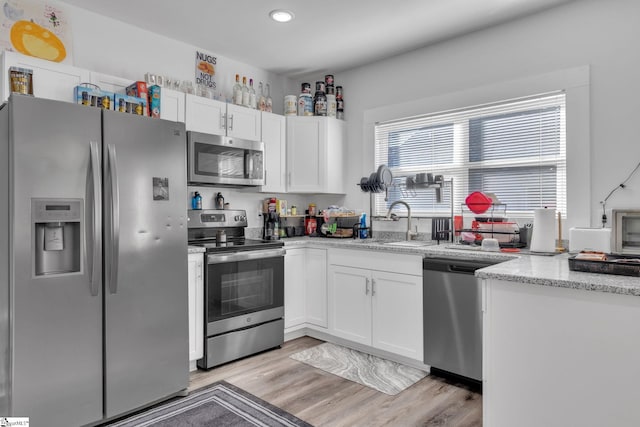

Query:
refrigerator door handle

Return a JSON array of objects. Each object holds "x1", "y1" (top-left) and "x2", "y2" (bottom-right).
[
  {"x1": 107, "y1": 144, "x2": 120, "y2": 294},
  {"x1": 89, "y1": 141, "x2": 102, "y2": 296}
]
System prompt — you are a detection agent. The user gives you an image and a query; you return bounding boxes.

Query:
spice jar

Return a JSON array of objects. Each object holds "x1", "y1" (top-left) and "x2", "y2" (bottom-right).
[{"x1": 308, "y1": 203, "x2": 317, "y2": 216}]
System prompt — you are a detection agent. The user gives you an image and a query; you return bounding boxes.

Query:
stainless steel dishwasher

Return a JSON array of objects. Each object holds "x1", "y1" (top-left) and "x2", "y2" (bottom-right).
[{"x1": 423, "y1": 257, "x2": 498, "y2": 382}]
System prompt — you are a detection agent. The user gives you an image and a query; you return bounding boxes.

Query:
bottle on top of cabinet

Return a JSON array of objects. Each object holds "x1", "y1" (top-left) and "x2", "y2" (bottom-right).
[
  {"x1": 249, "y1": 79, "x2": 257, "y2": 109},
  {"x1": 232, "y1": 74, "x2": 242, "y2": 105},
  {"x1": 241, "y1": 76, "x2": 250, "y2": 107},
  {"x1": 258, "y1": 82, "x2": 266, "y2": 111},
  {"x1": 314, "y1": 80, "x2": 327, "y2": 116},
  {"x1": 265, "y1": 83, "x2": 273, "y2": 113}
]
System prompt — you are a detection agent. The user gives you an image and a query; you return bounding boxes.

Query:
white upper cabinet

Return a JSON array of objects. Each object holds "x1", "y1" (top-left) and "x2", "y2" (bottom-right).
[
  {"x1": 260, "y1": 112, "x2": 287, "y2": 193},
  {"x1": 226, "y1": 103, "x2": 261, "y2": 141},
  {"x1": 1, "y1": 51, "x2": 90, "y2": 103},
  {"x1": 159, "y1": 88, "x2": 185, "y2": 123},
  {"x1": 89, "y1": 72, "x2": 131, "y2": 94},
  {"x1": 185, "y1": 94, "x2": 261, "y2": 141},
  {"x1": 286, "y1": 116, "x2": 345, "y2": 194}
]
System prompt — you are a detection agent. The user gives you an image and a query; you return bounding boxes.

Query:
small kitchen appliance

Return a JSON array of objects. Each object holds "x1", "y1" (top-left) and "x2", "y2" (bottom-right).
[
  {"x1": 187, "y1": 209, "x2": 285, "y2": 369},
  {"x1": 187, "y1": 131, "x2": 264, "y2": 186},
  {"x1": 611, "y1": 209, "x2": 640, "y2": 255}
]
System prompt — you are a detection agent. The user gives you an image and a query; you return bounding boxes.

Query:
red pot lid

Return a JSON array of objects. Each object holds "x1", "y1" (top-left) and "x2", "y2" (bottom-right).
[{"x1": 465, "y1": 191, "x2": 492, "y2": 214}]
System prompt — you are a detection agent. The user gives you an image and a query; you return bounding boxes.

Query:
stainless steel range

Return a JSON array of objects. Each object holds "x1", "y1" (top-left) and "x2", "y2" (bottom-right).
[{"x1": 188, "y1": 209, "x2": 285, "y2": 369}]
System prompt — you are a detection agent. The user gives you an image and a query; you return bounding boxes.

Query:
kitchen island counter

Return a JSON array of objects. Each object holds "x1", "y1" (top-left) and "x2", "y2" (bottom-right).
[{"x1": 477, "y1": 253, "x2": 640, "y2": 297}]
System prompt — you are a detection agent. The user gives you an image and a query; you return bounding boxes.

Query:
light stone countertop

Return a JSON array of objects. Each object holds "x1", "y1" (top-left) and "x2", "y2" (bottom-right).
[
  {"x1": 188, "y1": 245, "x2": 206, "y2": 254},
  {"x1": 283, "y1": 237, "x2": 640, "y2": 297},
  {"x1": 476, "y1": 253, "x2": 640, "y2": 296}
]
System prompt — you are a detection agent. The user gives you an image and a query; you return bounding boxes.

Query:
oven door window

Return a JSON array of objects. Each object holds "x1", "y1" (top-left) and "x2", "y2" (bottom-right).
[
  {"x1": 207, "y1": 256, "x2": 284, "y2": 322},
  {"x1": 194, "y1": 142, "x2": 246, "y2": 178}
]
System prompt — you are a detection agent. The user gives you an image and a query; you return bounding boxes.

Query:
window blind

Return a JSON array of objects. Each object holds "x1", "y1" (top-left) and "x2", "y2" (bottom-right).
[{"x1": 373, "y1": 92, "x2": 566, "y2": 217}]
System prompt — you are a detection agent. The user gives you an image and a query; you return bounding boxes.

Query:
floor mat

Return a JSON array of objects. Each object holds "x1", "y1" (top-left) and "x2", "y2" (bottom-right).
[
  {"x1": 289, "y1": 342, "x2": 427, "y2": 395},
  {"x1": 103, "y1": 381, "x2": 312, "y2": 427}
]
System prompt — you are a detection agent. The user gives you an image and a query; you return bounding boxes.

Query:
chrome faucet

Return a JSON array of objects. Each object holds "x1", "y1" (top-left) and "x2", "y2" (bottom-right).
[{"x1": 386, "y1": 200, "x2": 416, "y2": 241}]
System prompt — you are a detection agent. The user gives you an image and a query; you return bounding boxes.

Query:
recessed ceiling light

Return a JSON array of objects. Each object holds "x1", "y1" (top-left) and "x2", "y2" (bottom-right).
[{"x1": 269, "y1": 9, "x2": 294, "y2": 23}]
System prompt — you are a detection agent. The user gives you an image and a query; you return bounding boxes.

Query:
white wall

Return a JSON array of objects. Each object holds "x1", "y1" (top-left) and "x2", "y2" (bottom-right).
[
  {"x1": 330, "y1": 0, "x2": 640, "y2": 229},
  {"x1": 66, "y1": 5, "x2": 287, "y2": 113}
]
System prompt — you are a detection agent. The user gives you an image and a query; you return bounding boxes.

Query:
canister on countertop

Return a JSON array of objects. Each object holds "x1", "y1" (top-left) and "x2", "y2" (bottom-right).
[
  {"x1": 297, "y1": 93, "x2": 313, "y2": 116},
  {"x1": 308, "y1": 203, "x2": 317, "y2": 216},
  {"x1": 284, "y1": 95, "x2": 297, "y2": 116}
]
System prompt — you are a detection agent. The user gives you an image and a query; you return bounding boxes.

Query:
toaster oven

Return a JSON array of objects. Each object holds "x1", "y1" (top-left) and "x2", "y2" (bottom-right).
[{"x1": 611, "y1": 209, "x2": 640, "y2": 255}]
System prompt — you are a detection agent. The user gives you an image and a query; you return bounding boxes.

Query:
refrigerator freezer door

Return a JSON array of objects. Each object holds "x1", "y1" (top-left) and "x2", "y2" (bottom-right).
[
  {"x1": 8, "y1": 96, "x2": 103, "y2": 426},
  {"x1": 102, "y1": 110, "x2": 188, "y2": 417}
]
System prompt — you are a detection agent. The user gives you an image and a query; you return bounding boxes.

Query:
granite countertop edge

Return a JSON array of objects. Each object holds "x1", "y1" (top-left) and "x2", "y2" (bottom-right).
[
  {"x1": 283, "y1": 237, "x2": 640, "y2": 297},
  {"x1": 188, "y1": 245, "x2": 206, "y2": 254}
]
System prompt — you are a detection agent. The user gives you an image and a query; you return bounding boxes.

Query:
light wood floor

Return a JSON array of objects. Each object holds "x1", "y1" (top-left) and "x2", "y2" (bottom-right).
[{"x1": 189, "y1": 336, "x2": 482, "y2": 427}]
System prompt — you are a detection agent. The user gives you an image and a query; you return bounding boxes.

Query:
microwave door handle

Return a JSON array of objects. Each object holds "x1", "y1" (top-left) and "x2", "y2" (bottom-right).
[
  {"x1": 107, "y1": 144, "x2": 120, "y2": 294},
  {"x1": 246, "y1": 152, "x2": 254, "y2": 179},
  {"x1": 89, "y1": 141, "x2": 102, "y2": 297}
]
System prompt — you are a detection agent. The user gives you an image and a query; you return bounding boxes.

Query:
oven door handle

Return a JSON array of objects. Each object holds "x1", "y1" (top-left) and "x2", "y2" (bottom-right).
[{"x1": 207, "y1": 248, "x2": 286, "y2": 264}]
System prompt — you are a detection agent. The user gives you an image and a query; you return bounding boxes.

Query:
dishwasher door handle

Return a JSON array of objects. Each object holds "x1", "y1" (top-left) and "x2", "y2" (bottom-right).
[{"x1": 448, "y1": 264, "x2": 478, "y2": 274}]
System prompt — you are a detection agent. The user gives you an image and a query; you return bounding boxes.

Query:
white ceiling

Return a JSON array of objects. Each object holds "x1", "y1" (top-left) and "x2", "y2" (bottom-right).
[{"x1": 58, "y1": 0, "x2": 575, "y2": 78}]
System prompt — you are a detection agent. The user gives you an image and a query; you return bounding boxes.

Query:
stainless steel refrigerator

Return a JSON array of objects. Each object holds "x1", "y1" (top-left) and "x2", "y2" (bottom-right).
[{"x1": 0, "y1": 95, "x2": 189, "y2": 426}]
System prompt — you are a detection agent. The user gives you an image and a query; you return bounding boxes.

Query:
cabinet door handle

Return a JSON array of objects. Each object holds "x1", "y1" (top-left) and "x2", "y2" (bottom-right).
[
  {"x1": 220, "y1": 113, "x2": 226, "y2": 130},
  {"x1": 288, "y1": 172, "x2": 291, "y2": 186},
  {"x1": 365, "y1": 278, "x2": 370, "y2": 295},
  {"x1": 229, "y1": 114, "x2": 234, "y2": 130},
  {"x1": 371, "y1": 278, "x2": 376, "y2": 296}
]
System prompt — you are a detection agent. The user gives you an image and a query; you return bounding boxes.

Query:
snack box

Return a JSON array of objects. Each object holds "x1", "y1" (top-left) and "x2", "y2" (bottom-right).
[
  {"x1": 125, "y1": 81, "x2": 149, "y2": 115},
  {"x1": 114, "y1": 93, "x2": 148, "y2": 116},
  {"x1": 74, "y1": 85, "x2": 114, "y2": 110},
  {"x1": 148, "y1": 85, "x2": 161, "y2": 118}
]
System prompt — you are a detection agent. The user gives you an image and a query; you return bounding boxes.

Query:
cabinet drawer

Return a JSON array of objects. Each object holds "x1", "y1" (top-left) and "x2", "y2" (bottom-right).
[{"x1": 329, "y1": 248, "x2": 422, "y2": 276}]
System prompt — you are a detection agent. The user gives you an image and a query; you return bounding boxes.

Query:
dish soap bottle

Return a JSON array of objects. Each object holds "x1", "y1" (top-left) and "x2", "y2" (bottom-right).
[
  {"x1": 192, "y1": 192, "x2": 202, "y2": 210},
  {"x1": 359, "y1": 213, "x2": 368, "y2": 239}
]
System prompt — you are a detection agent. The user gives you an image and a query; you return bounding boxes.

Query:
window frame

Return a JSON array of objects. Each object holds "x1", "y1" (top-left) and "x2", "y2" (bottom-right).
[{"x1": 373, "y1": 92, "x2": 567, "y2": 218}]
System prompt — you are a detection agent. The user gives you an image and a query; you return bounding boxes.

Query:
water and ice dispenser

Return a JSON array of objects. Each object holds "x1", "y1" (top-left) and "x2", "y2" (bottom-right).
[{"x1": 32, "y1": 199, "x2": 82, "y2": 276}]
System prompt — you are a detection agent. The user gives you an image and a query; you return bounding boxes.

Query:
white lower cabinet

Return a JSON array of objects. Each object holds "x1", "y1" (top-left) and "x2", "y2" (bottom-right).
[
  {"x1": 284, "y1": 248, "x2": 307, "y2": 329},
  {"x1": 187, "y1": 253, "x2": 204, "y2": 368},
  {"x1": 328, "y1": 249, "x2": 423, "y2": 361},
  {"x1": 305, "y1": 248, "x2": 328, "y2": 328},
  {"x1": 284, "y1": 247, "x2": 327, "y2": 330}
]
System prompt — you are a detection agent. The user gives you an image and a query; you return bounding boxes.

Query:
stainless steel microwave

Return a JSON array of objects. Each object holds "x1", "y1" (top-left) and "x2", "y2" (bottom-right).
[
  {"x1": 187, "y1": 131, "x2": 264, "y2": 186},
  {"x1": 611, "y1": 209, "x2": 640, "y2": 255}
]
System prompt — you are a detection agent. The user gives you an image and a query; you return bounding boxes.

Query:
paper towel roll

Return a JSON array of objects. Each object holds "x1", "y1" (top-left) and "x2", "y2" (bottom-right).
[{"x1": 530, "y1": 208, "x2": 556, "y2": 253}]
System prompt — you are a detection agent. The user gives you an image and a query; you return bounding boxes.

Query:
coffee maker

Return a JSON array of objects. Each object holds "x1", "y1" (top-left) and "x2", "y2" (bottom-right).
[{"x1": 263, "y1": 212, "x2": 281, "y2": 240}]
